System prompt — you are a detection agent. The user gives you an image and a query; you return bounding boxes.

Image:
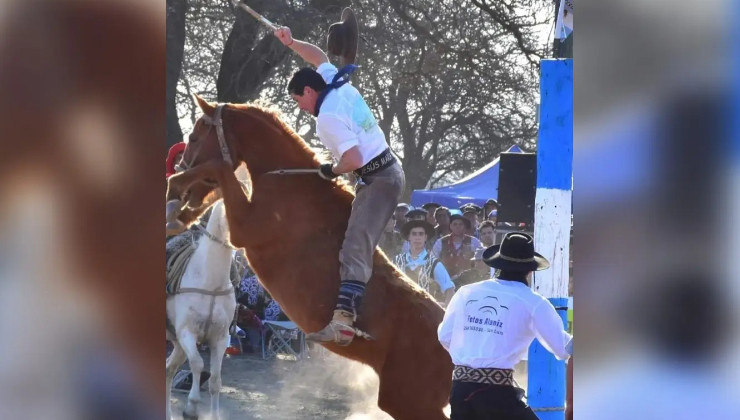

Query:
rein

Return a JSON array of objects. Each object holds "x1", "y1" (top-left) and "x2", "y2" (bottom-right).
[{"x1": 192, "y1": 223, "x2": 235, "y2": 250}]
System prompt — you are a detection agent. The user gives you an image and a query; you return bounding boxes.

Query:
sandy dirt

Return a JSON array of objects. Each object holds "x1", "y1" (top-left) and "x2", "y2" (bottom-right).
[
  {"x1": 169, "y1": 349, "x2": 394, "y2": 420},
  {"x1": 169, "y1": 348, "x2": 528, "y2": 420}
]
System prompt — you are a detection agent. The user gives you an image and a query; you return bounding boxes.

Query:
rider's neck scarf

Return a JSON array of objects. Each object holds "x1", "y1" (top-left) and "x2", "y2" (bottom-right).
[{"x1": 313, "y1": 64, "x2": 359, "y2": 117}]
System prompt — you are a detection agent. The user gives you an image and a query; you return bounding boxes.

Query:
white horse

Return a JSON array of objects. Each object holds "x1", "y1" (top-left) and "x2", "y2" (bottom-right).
[{"x1": 166, "y1": 200, "x2": 237, "y2": 420}]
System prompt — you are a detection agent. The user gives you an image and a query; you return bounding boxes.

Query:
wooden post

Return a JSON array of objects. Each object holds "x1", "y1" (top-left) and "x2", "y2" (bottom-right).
[{"x1": 527, "y1": 58, "x2": 573, "y2": 420}]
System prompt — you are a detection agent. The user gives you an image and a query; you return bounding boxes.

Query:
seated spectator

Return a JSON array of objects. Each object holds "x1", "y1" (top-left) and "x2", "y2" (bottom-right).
[
  {"x1": 378, "y1": 216, "x2": 403, "y2": 258},
  {"x1": 236, "y1": 269, "x2": 287, "y2": 352},
  {"x1": 432, "y1": 215, "x2": 481, "y2": 278},
  {"x1": 394, "y1": 220, "x2": 455, "y2": 306}
]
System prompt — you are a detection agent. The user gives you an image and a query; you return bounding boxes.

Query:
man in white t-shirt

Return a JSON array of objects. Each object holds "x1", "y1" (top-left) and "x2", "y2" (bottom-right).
[
  {"x1": 438, "y1": 232, "x2": 573, "y2": 419},
  {"x1": 273, "y1": 14, "x2": 405, "y2": 346}
]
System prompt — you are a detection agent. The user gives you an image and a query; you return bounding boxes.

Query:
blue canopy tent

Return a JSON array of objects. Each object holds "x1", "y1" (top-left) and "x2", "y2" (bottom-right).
[{"x1": 410, "y1": 145, "x2": 523, "y2": 208}]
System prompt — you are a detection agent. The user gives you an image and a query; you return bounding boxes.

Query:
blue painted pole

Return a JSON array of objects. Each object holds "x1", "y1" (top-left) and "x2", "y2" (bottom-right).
[{"x1": 528, "y1": 58, "x2": 573, "y2": 420}]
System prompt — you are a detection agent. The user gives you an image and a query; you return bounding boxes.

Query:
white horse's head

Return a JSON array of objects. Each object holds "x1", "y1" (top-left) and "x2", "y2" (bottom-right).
[{"x1": 206, "y1": 200, "x2": 230, "y2": 242}]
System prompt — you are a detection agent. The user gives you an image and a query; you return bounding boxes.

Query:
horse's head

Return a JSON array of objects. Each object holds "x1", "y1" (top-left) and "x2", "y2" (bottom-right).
[{"x1": 176, "y1": 95, "x2": 238, "y2": 208}]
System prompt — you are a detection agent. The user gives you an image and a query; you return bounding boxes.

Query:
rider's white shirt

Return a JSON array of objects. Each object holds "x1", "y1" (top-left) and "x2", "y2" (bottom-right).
[{"x1": 315, "y1": 62, "x2": 388, "y2": 165}]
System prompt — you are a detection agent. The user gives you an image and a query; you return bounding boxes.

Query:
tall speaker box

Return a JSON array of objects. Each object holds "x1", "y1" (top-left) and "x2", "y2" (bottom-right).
[{"x1": 497, "y1": 153, "x2": 536, "y2": 225}]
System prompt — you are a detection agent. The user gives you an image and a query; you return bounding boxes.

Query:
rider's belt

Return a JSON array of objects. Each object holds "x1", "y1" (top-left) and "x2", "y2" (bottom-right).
[
  {"x1": 353, "y1": 148, "x2": 396, "y2": 178},
  {"x1": 452, "y1": 365, "x2": 514, "y2": 386}
]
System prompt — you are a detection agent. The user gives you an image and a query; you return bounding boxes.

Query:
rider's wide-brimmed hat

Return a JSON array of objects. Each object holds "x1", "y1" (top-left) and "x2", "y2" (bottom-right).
[
  {"x1": 482, "y1": 232, "x2": 550, "y2": 272},
  {"x1": 327, "y1": 8, "x2": 359, "y2": 67}
]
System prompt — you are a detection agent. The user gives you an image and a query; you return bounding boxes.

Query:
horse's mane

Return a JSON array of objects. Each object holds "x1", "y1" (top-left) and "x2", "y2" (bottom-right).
[
  {"x1": 226, "y1": 102, "x2": 354, "y2": 194},
  {"x1": 228, "y1": 102, "x2": 317, "y2": 160}
]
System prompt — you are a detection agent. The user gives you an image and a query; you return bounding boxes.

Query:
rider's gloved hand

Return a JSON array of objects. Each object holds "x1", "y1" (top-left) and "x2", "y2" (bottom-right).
[{"x1": 318, "y1": 163, "x2": 340, "y2": 180}]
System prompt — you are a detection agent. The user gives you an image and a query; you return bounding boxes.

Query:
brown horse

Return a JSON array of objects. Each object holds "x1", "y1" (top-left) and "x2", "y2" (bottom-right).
[{"x1": 166, "y1": 96, "x2": 452, "y2": 419}]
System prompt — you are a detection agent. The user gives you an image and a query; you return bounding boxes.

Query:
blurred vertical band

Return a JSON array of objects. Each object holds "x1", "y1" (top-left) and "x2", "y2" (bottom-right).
[{"x1": 0, "y1": 1, "x2": 164, "y2": 419}]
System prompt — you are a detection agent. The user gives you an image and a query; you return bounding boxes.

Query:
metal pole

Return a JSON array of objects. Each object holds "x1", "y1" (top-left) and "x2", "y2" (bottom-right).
[{"x1": 528, "y1": 58, "x2": 573, "y2": 420}]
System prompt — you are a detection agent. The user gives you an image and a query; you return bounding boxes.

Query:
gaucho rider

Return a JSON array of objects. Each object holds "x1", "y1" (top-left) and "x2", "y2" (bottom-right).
[{"x1": 273, "y1": 9, "x2": 405, "y2": 345}]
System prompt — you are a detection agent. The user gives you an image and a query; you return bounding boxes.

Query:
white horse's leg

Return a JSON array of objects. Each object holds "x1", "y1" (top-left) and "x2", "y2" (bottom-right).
[
  {"x1": 208, "y1": 333, "x2": 230, "y2": 420},
  {"x1": 179, "y1": 331, "x2": 204, "y2": 420},
  {"x1": 166, "y1": 341, "x2": 187, "y2": 420}
]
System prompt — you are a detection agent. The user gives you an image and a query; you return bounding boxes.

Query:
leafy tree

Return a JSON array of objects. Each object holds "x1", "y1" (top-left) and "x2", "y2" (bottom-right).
[{"x1": 170, "y1": 0, "x2": 554, "y2": 196}]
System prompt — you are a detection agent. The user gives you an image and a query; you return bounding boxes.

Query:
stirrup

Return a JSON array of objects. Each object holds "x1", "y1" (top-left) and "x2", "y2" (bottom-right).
[
  {"x1": 306, "y1": 310, "x2": 374, "y2": 346},
  {"x1": 306, "y1": 320, "x2": 357, "y2": 346}
]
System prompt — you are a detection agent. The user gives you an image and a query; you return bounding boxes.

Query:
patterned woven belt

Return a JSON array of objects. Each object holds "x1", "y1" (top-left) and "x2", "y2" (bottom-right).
[
  {"x1": 353, "y1": 148, "x2": 396, "y2": 178},
  {"x1": 452, "y1": 365, "x2": 514, "y2": 386}
]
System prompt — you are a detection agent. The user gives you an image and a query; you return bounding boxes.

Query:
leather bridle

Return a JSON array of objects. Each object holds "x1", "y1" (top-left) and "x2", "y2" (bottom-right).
[{"x1": 175, "y1": 104, "x2": 233, "y2": 184}]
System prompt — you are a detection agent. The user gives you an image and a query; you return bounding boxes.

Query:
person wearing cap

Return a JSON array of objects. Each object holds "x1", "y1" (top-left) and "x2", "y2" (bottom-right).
[
  {"x1": 166, "y1": 142, "x2": 186, "y2": 179},
  {"x1": 394, "y1": 220, "x2": 455, "y2": 306},
  {"x1": 421, "y1": 202, "x2": 441, "y2": 225},
  {"x1": 487, "y1": 209, "x2": 498, "y2": 224},
  {"x1": 434, "y1": 206, "x2": 452, "y2": 238},
  {"x1": 438, "y1": 232, "x2": 573, "y2": 420},
  {"x1": 404, "y1": 208, "x2": 428, "y2": 222},
  {"x1": 460, "y1": 203, "x2": 482, "y2": 214},
  {"x1": 483, "y1": 199, "x2": 498, "y2": 220},
  {"x1": 462, "y1": 208, "x2": 480, "y2": 238},
  {"x1": 274, "y1": 10, "x2": 406, "y2": 345},
  {"x1": 471, "y1": 220, "x2": 496, "y2": 276},
  {"x1": 432, "y1": 215, "x2": 482, "y2": 279},
  {"x1": 393, "y1": 203, "x2": 411, "y2": 232},
  {"x1": 399, "y1": 208, "x2": 435, "y2": 253}
]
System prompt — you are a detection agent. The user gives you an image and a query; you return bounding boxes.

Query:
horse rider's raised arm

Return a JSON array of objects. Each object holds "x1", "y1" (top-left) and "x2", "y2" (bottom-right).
[{"x1": 274, "y1": 26, "x2": 329, "y2": 68}]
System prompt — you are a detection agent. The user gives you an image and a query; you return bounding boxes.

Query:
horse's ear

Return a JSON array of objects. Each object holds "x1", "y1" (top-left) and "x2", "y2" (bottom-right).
[{"x1": 193, "y1": 94, "x2": 214, "y2": 115}]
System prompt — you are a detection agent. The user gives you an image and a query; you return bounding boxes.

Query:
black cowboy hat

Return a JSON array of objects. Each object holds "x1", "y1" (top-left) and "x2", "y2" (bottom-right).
[
  {"x1": 482, "y1": 232, "x2": 550, "y2": 272},
  {"x1": 421, "y1": 202, "x2": 441, "y2": 211},
  {"x1": 449, "y1": 214, "x2": 472, "y2": 230},
  {"x1": 405, "y1": 208, "x2": 428, "y2": 220},
  {"x1": 400, "y1": 219, "x2": 435, "y2": 239},
  {"x1": 484, "y1": 199, "x2": 499, "y2": 207},
  {"x1": 327, "y1": 8, "x2": 359, "y2": 67}
]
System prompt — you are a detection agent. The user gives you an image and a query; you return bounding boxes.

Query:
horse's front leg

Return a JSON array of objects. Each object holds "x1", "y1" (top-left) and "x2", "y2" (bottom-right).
[
  {"x1": 210, "y1": 162, "x2": 254, "y2": 248},
  {"x1": 178, "y1": 330, "x2": 204, "y2": 420},
  {"x1": 207, "y1": 332, "x2": 230, "y2": 420},
  {"x1": 166, "y1": 161, "x2": 229, "y2": 235},
  {"x1": 166, "y1": 159, "x2": 226, "y2": 202},
  {"x1": 166, "y1": 342, "x2": 187, "y2": 420}
]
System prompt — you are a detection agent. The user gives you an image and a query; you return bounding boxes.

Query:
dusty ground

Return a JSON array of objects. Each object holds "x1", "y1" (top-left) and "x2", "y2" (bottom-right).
[
  {"x1": 169, "y1": 349, "x2": 394, "y2": 420},
  {"x1": 169, "y1": 348, "x2": 528, "y2": 420}
]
